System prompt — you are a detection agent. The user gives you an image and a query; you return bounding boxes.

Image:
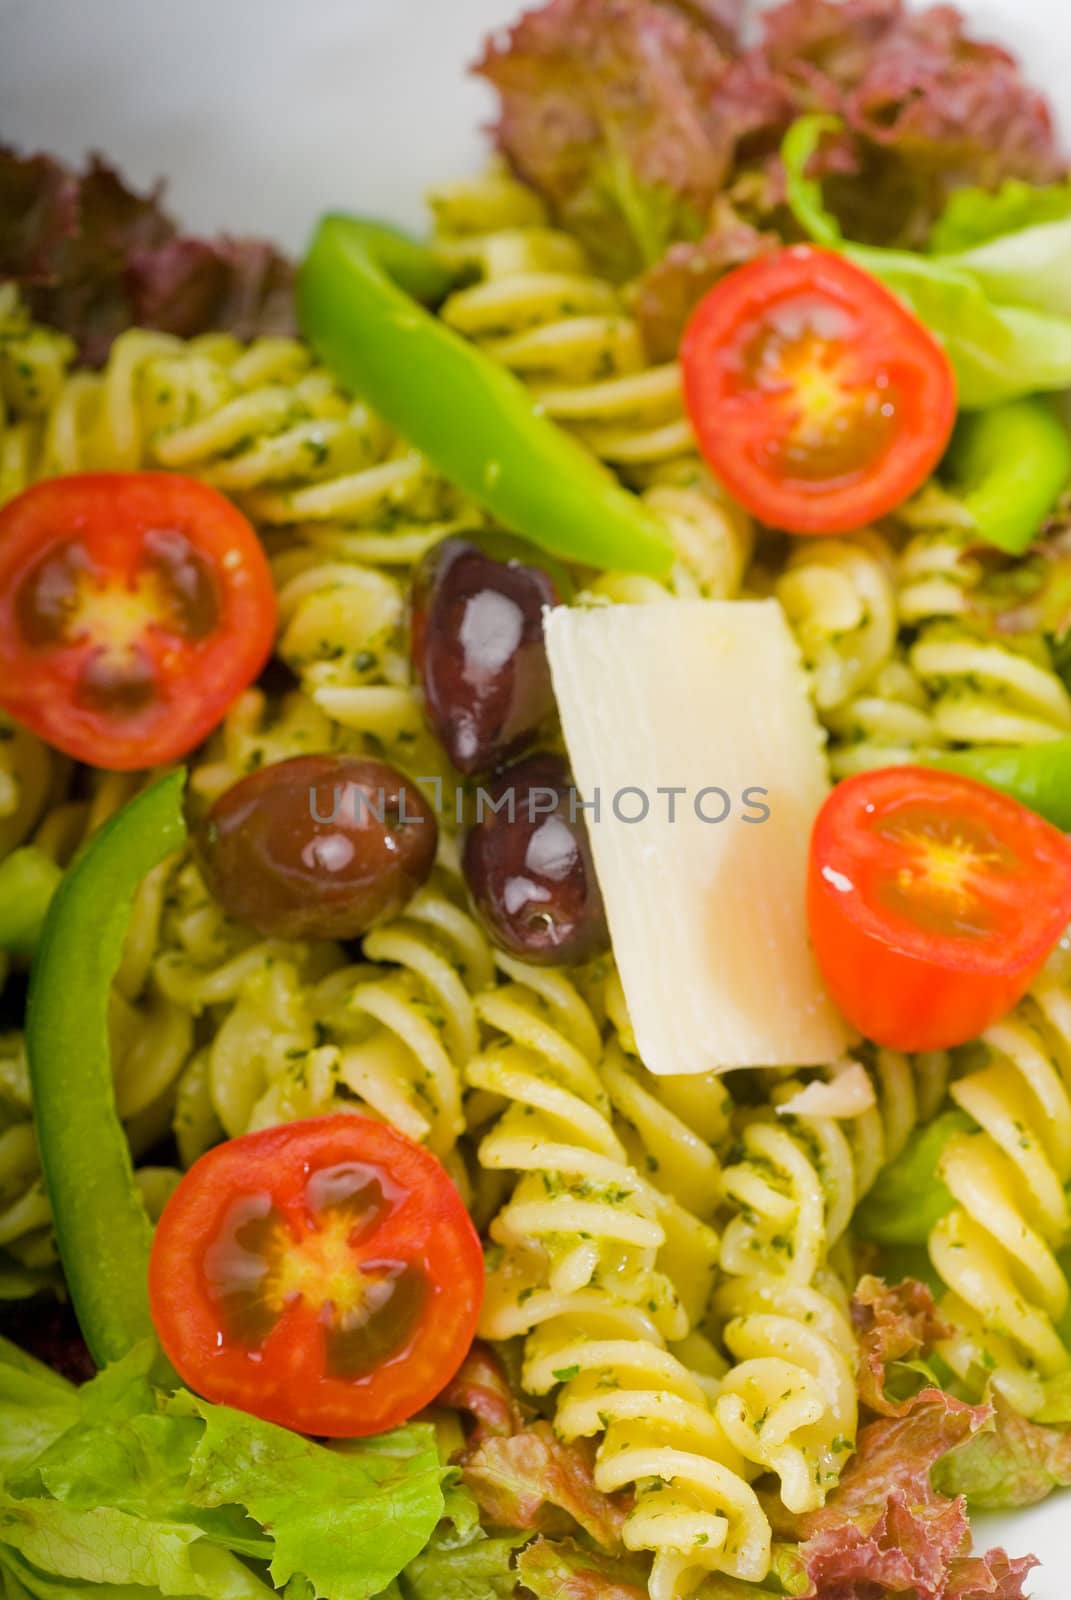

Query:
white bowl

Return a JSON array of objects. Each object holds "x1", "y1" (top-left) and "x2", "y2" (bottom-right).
[{"x1": 0, "y1": 0, "x2": 1068, "y2": 1590}]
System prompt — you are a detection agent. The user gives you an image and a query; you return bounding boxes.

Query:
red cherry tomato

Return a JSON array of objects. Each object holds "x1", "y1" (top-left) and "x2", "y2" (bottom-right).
[
  {"x1": 0, "y1": 473, "x2": 275, "y2": 770},
  {"x1": 149, "y1": 1115, "x2": 484, "y2": 1437},
  {"x1": 808, "y1": 766, "x2": 1071, "y2": 1052},
  {"x1": 681, "y1": 247, "x2": 956, "y2": 535}
]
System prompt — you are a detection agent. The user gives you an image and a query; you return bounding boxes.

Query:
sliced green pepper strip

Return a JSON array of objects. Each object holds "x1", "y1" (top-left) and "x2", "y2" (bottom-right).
[
  {"x1": 780, "y1": 115, "x2": 845, "y2": 249},
  {"x1": 26, "y1": 771, "x2": 187, "y2": 1366},
  {"x1": 0, "y1": 846, "x2": 63, "y2": 960},
  {"x1": 944, "y1": 398, "x2": 1071, "y2": 555},
  {"x1": 298, "y1": 215, "x2": 675, "y2": 578},
  {"x1": 929, "y1": 738, "x2": 1071, "y2": 831}
]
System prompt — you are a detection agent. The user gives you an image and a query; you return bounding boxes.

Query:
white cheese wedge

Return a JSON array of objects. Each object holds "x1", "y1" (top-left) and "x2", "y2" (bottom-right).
[
  {"x1": 776, "y1": 1061, "x2": 875, "y2": 1118},
  {"x1": 544, "y1": 598, "x2": 855, "y2": 1075}
]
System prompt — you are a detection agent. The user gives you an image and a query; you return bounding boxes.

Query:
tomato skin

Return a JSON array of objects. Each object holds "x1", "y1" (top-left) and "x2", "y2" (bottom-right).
[
  {"x1": 148, "y1": 1115, "x2": 484, "y2": 1438},
  {"x1": 681, "y1": 247, "x2": 957, "y2": 535},
  {"x1": 0, "y1": 473, "x2": 276, "y2": 770},
  {"x1": 808, "y1": 767, "x2": 1071, "y2": 1052}
]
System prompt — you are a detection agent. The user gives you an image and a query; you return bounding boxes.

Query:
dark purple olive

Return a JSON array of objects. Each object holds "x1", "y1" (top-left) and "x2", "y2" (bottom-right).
[
  {"x1": 197, "y1": 755, "x2": 437, "y2": 940},
  {"x1": 411, "y1": 533, "x2": 565, "y2": 776},
  {"x1": 463, "y1": 752, "x2": 608, "y2": 966}
]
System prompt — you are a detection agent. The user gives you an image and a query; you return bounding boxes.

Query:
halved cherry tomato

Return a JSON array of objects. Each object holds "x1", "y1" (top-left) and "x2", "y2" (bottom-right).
[
  {"x1": 149, "y1": 1115, "x2": 484, "y2": 1437},
  {"x1": 681, "y1": 247, "x2": 956, "y2": 535},
  {"x1": 808, "y1": 766, "x2": 1071, "y2": 1052},
  {"x1": 0, "y1": 473, "x2": 275, "y2": 770}
]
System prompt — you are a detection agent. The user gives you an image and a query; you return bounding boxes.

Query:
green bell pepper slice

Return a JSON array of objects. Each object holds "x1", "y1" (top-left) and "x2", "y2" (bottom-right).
[
  {"x1": 0, "y1": 846, "x2": 62, "y2": 959},
  {"x1": 298, "y1": 215, "x2": 674, "y2": 578},
  {"x1": 929, "y1": 738, "x2": 1071, "y2": 831},
  {"x1": 944, "y1": 397, "x2": 1071, "y2": 555},
  {"x1": 26, "y1": 771, "x2": 187, "y2": 1366}
]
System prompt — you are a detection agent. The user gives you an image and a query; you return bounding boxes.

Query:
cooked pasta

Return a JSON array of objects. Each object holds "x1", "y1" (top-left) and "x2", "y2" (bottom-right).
[
  {"x1": 3, "y1": 86, "x2": 1071, "y2": 1600},
  {"x1": 28, "y1": 329, "x2": 447, "y2": 521},
  {"x1": 324, "y1": 855, "x2": 493, "y2": 1162},
  {"x1": 433, "y1": 172, "x2": 755, "y2": 603},
  {"x1": 269, "y1": 548, "x2": 463, "y2": 804},
  {"x1": 0, "y1": 1032, "x2": 52, "y2": 1275},
  {"x1": 161, "y1": 840, "x2": 491, "y2": 1183},
  {"x1": 909, "y1": 623, "x2": 1071, "y2": 745},
  {"x1": 773, "y1": 530, "x2": 946, "y2": 776},
  {"x1": 721, "y1": 1057, "x2": 939, "y2": 1275},
  {"x1": 709, "y1": 1043, "x2": 952, "y2": 1512},
  {"x1": 714, "y1": 1112, "x2": 859, "y2": 1512},
  {"x1": 896, "y1": 486, "x2": 987, "y2": 627},
  {"x1": 821, "y1": 652, "x2": 944, "y2": 777},
  {"x1": 767, "y1": 495, "x2": 1071, "y2": 772},
  {"x1": 0, "y1": 719, "x2": 60, "y2": 858},
  {"x1": 896, "y1": 490, "x2": 1071, "y2": 746},
  {"x1": 585, "y1": 457, "x2": 755, "y2": 606},
  {"x1": 0, "y1": 285, "x2": 471, "y2": 566},
  {"x1": 272, "y1": 549, "x2": 407, "y2": 700},
  {"x1": 775, "y1": 532, "x2": 900, "y2": 714},
  {"x1": 472, "y1": 961, "x2": 771, "y2": 1594},
  {"x1": 434, "y1": 174, "x2": 692, "y2": 474},
  {"x1": 929, "y1": 967, "x2": 1071, "y2": 1417},
  {"x1": 0, "y1": 284, "x2": 74, "y2": 504},
  {"x1": 187, "y1": 689, "x2": 351, "y2": 806},
  {"x1": 0, "y1": 282, "x2": 479, "y2": 822},
  {"x1": 603, "y1": 974, "x2": 730, "y2": 1223},
  {"x1": 0, "y1": 284, "x2": 506, "y2": 1205}
]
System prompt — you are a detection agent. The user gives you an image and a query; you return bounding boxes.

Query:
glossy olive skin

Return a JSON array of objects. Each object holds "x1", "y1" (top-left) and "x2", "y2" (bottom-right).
[
  {"x1": 463, "y1": 752, "x2": 608, "y2": 966},
  {"x1": 411, "y1": 533, "x2": 563, "y2": 776},
  {"x1": 197, "y1": 755, "x2": 437, "y2": 940}
]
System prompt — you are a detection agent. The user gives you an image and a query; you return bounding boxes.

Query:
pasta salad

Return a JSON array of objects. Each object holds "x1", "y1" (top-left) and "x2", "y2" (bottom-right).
[{"x1": 2, "y1": 2, "x2": 1071, "y2": 1598}]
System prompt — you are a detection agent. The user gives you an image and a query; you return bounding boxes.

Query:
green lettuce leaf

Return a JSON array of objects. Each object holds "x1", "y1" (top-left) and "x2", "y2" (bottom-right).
[
  {"x1": 397, "y1": 1532, "x2": 522, "y2": 1600},
  {"x1": 853, "y1": 1111, "x2": 973, "y2": 1246},
  {"x1": 933, "y1": 179, "x2": 1071, "y2": 318},
  {"x1": 0, "y1": 1497, "x2": 272, "y2": 1599},
  {"x1": 930, "y1": 179, "x2": 1071, "y2": 255},
  {"x1": 0, "y1": 1340, "x2": 78, "y2": 1477},
  {"x1": 13, "y1": 1369, "x2": 267, "y2": 1562},
  {"x1": 0, "y1": 1540, "x2": 176, "y2": 1600},
  {"x1": 436, "y1": 1479, "x2": 482, "y2": 1552},
  {"x1": 0, "y1": 1341, "x2": 447, "y2": 1600},
  {"x1": 865, "y1": 1244, "x2": 945, "y2": 1301},
  {"x1": 942, "y1": 225, "x2": 1071, "y2": 321},
  {"x1": 783, "y1": 116, "x2": 1071, "y2": 408},
  {"x1": 933, "y1": 1392, "x2": 1071, "y2": 1509},
  {"x1": 178, "y1": 1397, "x2": 444, "y2": 1600},
  {"x1": 514, "y1": 1535, "x2": 651, "y2": 1598}
]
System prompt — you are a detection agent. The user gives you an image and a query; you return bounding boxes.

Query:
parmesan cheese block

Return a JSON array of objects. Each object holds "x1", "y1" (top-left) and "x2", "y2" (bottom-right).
[{"x1": 545, "y1": 598, "x2": 855, "y2": 1074}]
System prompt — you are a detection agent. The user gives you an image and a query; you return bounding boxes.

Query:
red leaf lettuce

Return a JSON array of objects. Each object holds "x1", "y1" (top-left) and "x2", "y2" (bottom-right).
[{"x1": 0, "y1": 148, "x2": 294, "y2": 365}]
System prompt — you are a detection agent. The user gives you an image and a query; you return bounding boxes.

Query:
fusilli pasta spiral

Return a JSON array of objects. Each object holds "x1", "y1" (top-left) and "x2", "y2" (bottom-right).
[
  {"x1": 930, "y1": 969, "x2": 1071, "y2": 1417},
  {"x1": 773, "y1": 530, "x2": 947, "y2": 776},
  {"x1": 896, "y1": 491, "x2": 1071, "y2": 746},
  {"x1": 472, "y1": 963, "x2": 771, "y2": 1596},
  {"x1": 711, "y1": 1045, "x2": 949, "y2": 1512},
  {"x1": 162, "y1": 840, "x2": 491, "y2": 1187}
]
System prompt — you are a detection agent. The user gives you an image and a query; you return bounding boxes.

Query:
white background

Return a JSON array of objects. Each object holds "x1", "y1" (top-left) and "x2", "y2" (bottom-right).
[{"x1": 0, "y1": 0, "x2": 1068, "y2": 1586}]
